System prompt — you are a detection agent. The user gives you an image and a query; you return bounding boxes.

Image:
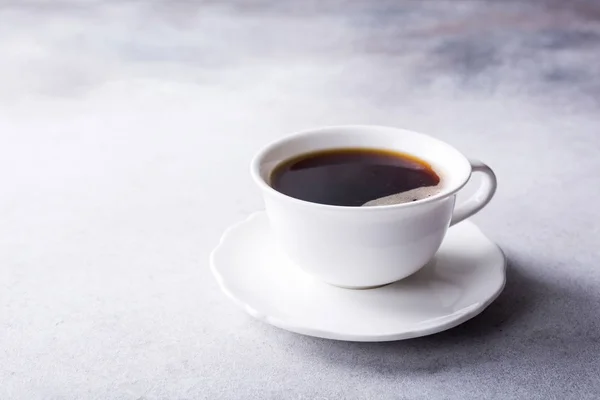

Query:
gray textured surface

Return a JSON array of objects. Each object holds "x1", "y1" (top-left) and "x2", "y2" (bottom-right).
[{"x1": 1, "y1": 1, "x2": 600, "y2": 399}]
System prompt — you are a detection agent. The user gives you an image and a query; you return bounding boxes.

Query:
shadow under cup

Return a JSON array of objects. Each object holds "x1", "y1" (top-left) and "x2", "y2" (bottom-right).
[{"x1": 251, "y1": 125, "x2": 476, "y2": 289}]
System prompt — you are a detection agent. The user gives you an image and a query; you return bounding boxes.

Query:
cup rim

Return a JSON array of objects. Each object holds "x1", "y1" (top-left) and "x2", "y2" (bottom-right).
[{"x1": 250, "y1": 125, "x2": 472, "y2": 212}]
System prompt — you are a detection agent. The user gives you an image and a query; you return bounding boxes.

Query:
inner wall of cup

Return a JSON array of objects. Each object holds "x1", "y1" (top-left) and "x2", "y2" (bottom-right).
[{"x1": 258, "y1": 126, "x2": 471, "y2": 191}]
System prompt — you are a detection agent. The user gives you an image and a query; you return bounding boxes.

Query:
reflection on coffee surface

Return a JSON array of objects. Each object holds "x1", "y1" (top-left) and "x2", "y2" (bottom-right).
[{"x1": 270, "y1": 148, "x2": 441, "y2": 207}]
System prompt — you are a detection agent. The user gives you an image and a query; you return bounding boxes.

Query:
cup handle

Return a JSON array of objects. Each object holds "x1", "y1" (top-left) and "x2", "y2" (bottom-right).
[{"x1": 450, "y1": 159, "x2": 497, "y2": 226}]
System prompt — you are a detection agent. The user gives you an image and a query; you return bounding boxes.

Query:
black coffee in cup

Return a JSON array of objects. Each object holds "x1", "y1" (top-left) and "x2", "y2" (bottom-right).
[{"x1": 270, "y1": 148, "x2": 441, "y2": 207}]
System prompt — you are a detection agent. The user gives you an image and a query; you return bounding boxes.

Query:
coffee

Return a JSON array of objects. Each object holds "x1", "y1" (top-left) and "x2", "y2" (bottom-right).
[{"x1": 270, "y1": 148, "x2": 441, "y2": 207}]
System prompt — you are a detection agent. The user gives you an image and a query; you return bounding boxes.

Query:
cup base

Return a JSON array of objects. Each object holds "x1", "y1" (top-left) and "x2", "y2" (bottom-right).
[
  {"x1": 296, "y1": 260, "x2": 427, "y2": 290},
  {"x1": 324, "y1": 281, "x2": 396, "y2": 290}
]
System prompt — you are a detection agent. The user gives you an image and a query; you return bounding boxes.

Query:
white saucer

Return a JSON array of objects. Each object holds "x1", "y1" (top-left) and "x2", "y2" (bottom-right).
[{"x1": 210, "y1": 212, "x2": 506, "y2": 342}]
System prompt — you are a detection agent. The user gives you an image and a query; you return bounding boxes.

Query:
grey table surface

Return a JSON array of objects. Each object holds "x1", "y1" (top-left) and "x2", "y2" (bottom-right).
[{"x1": 1, "y1": 1, "x2": 600, "y2": 399}]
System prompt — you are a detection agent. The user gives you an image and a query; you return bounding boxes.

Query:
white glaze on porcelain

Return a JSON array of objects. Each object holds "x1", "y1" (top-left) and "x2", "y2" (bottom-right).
[
  {"x1": 210, "y1": 212, "x2": 506, "y2": 342},
  {"x1": 250, "y1": 125, "x2": 497, "y2": 288}
]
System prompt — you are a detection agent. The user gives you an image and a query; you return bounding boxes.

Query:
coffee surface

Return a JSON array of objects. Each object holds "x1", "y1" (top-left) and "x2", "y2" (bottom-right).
[{"x1": 270, "y1": 148, "x2": 441, "y2": 207}]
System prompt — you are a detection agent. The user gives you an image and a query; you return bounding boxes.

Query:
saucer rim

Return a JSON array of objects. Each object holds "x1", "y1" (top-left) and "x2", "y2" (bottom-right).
[{"x1": 210, "y1": 212, "x2": 507, "y2": 342}]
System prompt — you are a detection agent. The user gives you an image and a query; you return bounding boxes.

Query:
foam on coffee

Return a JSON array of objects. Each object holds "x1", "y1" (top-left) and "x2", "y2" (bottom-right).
[{"x1": 361, "y1": 183, "x2": 443, "y2": 207}]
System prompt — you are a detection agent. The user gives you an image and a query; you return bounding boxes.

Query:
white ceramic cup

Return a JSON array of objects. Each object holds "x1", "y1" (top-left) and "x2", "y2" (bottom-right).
[{"x1": 251, "y1": 125, "x2": 497, "y2": 289}]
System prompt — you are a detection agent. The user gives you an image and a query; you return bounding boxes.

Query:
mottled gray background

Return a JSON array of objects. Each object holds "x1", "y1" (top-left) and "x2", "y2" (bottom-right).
[{"x1": 1, "y1": 1, "x2": 599, "y2": 399}]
